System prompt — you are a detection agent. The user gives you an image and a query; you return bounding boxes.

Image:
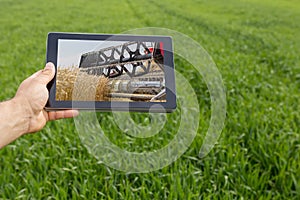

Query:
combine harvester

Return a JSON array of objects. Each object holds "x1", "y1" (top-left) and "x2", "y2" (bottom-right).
[{"x1": 78, "y1": 41, "x2": 166, "y2": 102}]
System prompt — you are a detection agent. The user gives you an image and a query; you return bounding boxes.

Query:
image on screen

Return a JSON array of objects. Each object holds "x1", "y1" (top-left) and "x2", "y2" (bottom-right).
[{"x1": 56, "y1": 39, "x2": 166, "y2": 102}]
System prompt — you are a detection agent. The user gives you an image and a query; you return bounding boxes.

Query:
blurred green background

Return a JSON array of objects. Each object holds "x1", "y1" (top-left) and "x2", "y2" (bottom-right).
[{"x1": 0, "y1": 0, "x2": 299, "y2": 199}]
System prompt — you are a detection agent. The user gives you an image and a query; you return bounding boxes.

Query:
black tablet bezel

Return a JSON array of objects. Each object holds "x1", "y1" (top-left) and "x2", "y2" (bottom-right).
[{"x1": 46, "y1": 32, "x2": 176, "y2": 112}]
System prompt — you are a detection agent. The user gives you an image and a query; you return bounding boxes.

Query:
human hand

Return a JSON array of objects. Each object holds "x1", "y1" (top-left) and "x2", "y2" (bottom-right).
[{"x1": 14, "y1": 62, "x2": 79, "y2": 134}]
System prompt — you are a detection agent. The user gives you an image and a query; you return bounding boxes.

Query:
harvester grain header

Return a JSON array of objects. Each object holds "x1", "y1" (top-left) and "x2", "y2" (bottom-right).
[
  {"x1": 78, "y1": 41, "x2": 166, "y2": 101},
  {"x1": 79, "y1": 41, "x2": 164, "y2": 78}
]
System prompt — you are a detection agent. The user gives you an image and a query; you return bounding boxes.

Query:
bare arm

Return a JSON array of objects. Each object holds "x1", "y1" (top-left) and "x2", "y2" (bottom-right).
[{"x1": 0, "y1": 63, "x2": 78, "y2": 149}]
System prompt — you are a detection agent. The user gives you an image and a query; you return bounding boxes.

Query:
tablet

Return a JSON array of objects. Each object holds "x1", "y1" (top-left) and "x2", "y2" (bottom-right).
[{"x1": 45, "y1": 32, "x2": 176, "y2": 112}]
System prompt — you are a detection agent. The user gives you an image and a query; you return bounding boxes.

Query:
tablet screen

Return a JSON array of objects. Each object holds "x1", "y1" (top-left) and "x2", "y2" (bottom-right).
[{"x1": 56, "y1": 39, "x2": 166, "y2": 103}]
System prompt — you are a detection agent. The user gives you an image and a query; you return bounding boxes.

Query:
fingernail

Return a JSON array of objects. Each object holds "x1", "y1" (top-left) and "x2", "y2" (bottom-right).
[{"x1": 45, "y1": 63, "x2": 54, "y2": 70}]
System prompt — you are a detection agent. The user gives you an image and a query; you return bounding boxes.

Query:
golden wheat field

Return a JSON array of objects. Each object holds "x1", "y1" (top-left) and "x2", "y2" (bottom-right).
[{"x1": 56, "y1": 68, "x2": 110, "y2": 101}]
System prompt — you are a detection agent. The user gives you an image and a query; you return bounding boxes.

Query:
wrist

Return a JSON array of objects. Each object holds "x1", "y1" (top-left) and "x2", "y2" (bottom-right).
[
  {"x1": 10, "y1": 96, "x2": 32, "y2": 135},
  {"x1": 0, "y1": 97, "x2": 32, "y2": 148}
]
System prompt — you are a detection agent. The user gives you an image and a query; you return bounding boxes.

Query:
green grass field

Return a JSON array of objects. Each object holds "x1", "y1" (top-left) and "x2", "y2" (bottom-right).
[{"x1": 0, "y1": 0, "x2": 300, "y2": 199}]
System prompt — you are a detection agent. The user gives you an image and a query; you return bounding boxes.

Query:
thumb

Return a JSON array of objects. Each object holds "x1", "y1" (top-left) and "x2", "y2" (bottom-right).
[{"x1": 36, "y1": 62, "x2": 55, "y2": 84}]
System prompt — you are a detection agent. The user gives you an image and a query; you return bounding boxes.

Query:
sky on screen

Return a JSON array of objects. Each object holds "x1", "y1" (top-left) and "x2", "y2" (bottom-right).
[{"x1": 57, "y1": 39, "x2": 125, "y2": 68}]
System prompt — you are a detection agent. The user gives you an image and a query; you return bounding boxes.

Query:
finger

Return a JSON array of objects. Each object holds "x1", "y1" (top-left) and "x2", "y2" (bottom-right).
[
  {"x1": 19, "y1": 70, "x2": 43, "y2": 86},
  {"x1": 27, "y1": 70, "x2": 43, "y2": 80},
  {"x1": 35, "y1": 62, "x2": 56, "y2": 84},
  {"x1": 48, "y1": 110, "x2": 79, "y2": 121}
]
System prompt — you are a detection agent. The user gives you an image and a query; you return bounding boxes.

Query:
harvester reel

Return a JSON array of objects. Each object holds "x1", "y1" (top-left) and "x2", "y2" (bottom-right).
[{"x1": 79, "y1": 41, "x2": 159, "y2": 78}]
